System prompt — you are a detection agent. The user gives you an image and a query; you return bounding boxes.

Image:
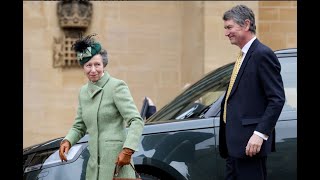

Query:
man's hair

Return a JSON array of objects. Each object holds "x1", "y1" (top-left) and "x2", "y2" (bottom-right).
[{"x1": 223, "y1": 4, "x2": 256, "y2": 34}]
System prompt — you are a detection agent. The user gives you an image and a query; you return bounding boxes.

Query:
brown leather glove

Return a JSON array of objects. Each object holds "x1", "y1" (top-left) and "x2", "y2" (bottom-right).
[
  {"x1": 59, "y1": 139, "x2": 71, "y2": 162},
  {"x1": 115, "y1": 148, "x2": 134, "y2": 166}
]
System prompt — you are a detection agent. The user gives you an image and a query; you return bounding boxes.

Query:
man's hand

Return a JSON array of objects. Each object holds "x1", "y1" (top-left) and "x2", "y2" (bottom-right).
[
  {"x1": 59, "y1": 140, "x2": 71, "y2": 162},
  {"x1": 146, "y1": 97, "x2": 155, "y2": 106},
  {"x1": 115, "y1": 148, "x2": 134, "y2": 166},
  {"x1": 245, "y1": 133, "x2": 263, "y2": 157}
]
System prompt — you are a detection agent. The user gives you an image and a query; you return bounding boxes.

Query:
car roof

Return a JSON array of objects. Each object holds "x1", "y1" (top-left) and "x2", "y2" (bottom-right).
[
  {"x1": 274, "y1": 48, "x2": 296, "y2": 54},
  {"x1": 274, "y1": 48, "x2": 296, "y2": 58},
  {"x1": 23, "y1": 137, "x2": 64, "y2": 155}
]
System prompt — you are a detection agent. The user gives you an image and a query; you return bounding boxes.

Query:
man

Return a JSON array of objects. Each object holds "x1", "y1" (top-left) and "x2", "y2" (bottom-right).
[
  {"x1": 140, "y1": 97, "x2": 157, "y2": 120},
  {"x1": 219, "y1": 5, "x2": 285, "y2": 180}
]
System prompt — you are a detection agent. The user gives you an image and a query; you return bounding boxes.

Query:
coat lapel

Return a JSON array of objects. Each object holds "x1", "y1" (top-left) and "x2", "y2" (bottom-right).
[
  {"x1": 87, "y1": 85, "x2": 102, "y2": 99},
  {"x1": 228, "y1": 39, "x2": 260, "y2": 99}
]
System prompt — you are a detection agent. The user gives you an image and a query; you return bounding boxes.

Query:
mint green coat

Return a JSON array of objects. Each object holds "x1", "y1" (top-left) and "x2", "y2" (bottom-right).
[{"x1": 64, "y1": 72, "x2": 144, "y2": 180}]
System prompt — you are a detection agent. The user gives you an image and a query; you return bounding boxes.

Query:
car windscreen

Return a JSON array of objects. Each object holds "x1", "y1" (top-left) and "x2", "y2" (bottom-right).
[{"x1": 146, "y1": 63, "x2": 233, "y2": 123}]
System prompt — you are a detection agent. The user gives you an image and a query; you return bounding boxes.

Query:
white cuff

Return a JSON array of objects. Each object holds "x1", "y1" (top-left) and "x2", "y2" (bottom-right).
[{"x1": 254, "y1": 131, "x2": 268, "y2": 140}]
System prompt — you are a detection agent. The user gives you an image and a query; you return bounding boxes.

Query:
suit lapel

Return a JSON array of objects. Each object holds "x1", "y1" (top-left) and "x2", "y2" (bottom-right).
[{"x1": 228, "y1": 39, "x2": 260, "y2": 99}]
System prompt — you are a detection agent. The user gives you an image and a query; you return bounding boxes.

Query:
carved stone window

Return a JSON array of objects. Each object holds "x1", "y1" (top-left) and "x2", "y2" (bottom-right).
[
  {"x1": 53, "y1": 34, "x2": 81, "y2": 68},
  {"x1": 63, "y1": 36, "x2": 78, "y2": 66}
]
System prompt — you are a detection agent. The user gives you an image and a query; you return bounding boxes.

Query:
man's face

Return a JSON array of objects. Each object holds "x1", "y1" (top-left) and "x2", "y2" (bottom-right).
[
  {"x1": 224, "y1": 19, "x2": 246, "y2": 47},
  {"x1": 83, "y1": 54, "x2": 104, "y2": 82}
]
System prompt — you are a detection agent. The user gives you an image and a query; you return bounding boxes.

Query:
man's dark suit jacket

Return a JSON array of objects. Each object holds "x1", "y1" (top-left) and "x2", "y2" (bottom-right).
[{"x1": 219, "y1": 39, "x2": 285, "y2": 159}]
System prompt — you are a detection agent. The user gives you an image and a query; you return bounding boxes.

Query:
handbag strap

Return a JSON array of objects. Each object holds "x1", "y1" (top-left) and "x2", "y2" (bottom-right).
[{"x1": 113, "y1": 163, "x2": 141, "y2": 178}]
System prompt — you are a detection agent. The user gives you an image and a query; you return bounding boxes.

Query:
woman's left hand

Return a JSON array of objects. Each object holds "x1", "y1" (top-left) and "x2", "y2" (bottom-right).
[{"x1": 116, "y1": 148, "x2": 134, "y2": 166}]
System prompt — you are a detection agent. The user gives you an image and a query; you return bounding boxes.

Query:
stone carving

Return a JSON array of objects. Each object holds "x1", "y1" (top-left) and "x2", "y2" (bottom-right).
[
  {"x1": 57, "y1": 0, "x2": 93, "y2": 29},
  {"x1": 53, "y1": 36, "x2": 64, "y2": 67}
]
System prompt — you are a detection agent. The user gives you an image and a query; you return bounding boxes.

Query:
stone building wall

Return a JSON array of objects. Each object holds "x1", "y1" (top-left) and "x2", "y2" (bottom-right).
[
  {"x1": 258, "y1": 1, "x2": 297, "y2": 50},
  {"x1": 23, "y1": 1, "x2": 296, "y2": 148}
]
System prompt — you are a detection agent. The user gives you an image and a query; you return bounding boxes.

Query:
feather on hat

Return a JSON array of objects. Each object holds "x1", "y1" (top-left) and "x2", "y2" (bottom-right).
[{"x1": 72, "y1": 33, "x2": 102, "y2": 65}]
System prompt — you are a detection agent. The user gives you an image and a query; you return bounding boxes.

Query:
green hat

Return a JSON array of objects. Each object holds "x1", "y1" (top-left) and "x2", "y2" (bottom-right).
[{"x1": 72, "y1": 34, "x2": 102, "y2": 65}]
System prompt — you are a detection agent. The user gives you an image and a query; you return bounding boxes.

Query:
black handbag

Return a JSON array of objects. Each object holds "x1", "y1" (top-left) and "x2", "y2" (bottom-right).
[{"x1": 113, "y1": 163, "x2": 142, "y2": 180}]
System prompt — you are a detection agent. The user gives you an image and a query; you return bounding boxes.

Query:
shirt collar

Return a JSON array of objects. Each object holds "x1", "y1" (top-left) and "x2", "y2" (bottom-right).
[{"x1": 241, "y1": 36, "x2": 256, "y2": 54}]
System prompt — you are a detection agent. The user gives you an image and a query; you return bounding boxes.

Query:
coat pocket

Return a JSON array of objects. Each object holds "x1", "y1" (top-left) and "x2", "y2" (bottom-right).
[
  {"x1": 105, "y1": 140, "x2": 124, "y2": 144},
  {"x1": 241, "y1": 118, "x2": 261, "y2": 126}
]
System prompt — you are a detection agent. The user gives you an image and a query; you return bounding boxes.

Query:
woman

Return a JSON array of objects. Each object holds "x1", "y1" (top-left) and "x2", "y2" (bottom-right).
[{"x1": 59, "y1": 34, "x2": 144, "y2": 180}]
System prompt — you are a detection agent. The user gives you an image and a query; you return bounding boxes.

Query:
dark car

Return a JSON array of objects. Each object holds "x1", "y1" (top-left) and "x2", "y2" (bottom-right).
[{"x1": 23, "y1": 48, "x2": 297, "y2": 180}]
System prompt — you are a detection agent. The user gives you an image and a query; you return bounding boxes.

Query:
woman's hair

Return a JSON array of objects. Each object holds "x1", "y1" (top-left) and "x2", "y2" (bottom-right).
[
  {"x1": 222, "y1": 4, "x2": 256, "y2": 34},
  {"x1": 99, "y1": 49, "x2": 108, "y2": 67}
]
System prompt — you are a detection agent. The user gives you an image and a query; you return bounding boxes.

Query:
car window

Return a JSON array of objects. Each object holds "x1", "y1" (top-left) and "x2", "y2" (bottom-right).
[
  {"x1": 279, "y1": 56, "x2": 297, "y2": 112},
  {"x1": 23, "y1": 148, "x2": 58, "y2": 173}
]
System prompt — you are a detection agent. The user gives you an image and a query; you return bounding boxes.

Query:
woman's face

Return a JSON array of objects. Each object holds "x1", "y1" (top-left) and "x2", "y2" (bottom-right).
[{"x1": 83, "y1": 54, "x2": 104, "y2": 82}]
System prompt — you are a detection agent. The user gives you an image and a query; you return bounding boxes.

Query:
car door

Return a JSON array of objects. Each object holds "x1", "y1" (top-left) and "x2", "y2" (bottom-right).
[
  {"x1": 266, "y1": 55, "x2": 297, "y2": 180},
  {"x1": 23, "y1": 143, "x2": 89, "y2": 180}
]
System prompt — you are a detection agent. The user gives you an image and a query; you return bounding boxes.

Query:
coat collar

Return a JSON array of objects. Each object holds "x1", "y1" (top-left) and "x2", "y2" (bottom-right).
[{"x1": 87, "y1": 71, "x2": 110, "y2": 98}]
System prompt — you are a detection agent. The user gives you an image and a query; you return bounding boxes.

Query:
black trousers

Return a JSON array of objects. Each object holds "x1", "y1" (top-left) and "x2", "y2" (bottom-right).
[{"x1": 225, "y1": 156, "x2": 267, "y2": 180}]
